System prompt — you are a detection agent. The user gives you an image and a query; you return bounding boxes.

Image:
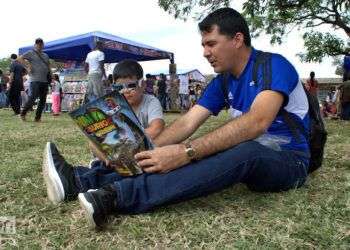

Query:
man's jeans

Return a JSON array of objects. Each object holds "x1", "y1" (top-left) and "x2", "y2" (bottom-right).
[
  {"x1": 21, "y1": 81, "x2": 48, "y2": 120},
  {"x1": 74, "y1": 141, "x2": 309, "y2": 214}
]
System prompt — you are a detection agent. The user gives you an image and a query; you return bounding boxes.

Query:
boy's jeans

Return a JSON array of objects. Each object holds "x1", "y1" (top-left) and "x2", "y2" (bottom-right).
[{"x1": 74, "y1": 141, "x2": 309, "y2": 214}]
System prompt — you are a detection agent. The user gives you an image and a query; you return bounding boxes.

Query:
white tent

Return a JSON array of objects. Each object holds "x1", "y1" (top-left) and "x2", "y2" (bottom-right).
[{"x1": 152, "y1": 69, "x2": 206, "y2": 83}]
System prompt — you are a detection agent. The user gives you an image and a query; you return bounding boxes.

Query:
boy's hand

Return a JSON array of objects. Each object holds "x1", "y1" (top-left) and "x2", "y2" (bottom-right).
[{"x1": 88, "y1": 142, "x2": 113, "y2": 169}]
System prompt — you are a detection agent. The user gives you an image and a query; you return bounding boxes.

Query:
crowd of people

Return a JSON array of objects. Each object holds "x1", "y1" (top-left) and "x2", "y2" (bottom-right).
[
  {"x1": 0, "y1": 52, "x2": 63, "y2": 119},
  {"x1": 303, "y1": 71, "x2": 350, "y2": 120},
  {"x1": 0, "y1": 39, "x2": 205, "y2": 122},
  {"x1": 138, "y1": 73, "x2": 204, "y2": 111}
]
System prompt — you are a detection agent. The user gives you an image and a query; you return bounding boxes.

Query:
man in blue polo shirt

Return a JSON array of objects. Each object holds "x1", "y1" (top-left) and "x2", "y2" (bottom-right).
[{"x1": 45, "y1": 8, "x2": 310, "y2": 229}]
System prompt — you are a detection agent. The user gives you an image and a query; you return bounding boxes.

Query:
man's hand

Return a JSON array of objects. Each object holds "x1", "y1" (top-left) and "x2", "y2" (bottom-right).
[{"x1": 135, "y1": 144, "x2": 190, "y2": 173}]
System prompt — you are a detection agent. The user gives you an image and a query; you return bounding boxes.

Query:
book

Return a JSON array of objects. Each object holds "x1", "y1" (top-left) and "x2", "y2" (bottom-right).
[{"x1": 69, "y1": 91, "x2": 153, "y2": 176}]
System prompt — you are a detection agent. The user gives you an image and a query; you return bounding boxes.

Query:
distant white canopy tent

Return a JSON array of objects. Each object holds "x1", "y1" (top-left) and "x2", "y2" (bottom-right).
[{"x1": 152, "y1": 69, "x2": 206, "y2": 83}]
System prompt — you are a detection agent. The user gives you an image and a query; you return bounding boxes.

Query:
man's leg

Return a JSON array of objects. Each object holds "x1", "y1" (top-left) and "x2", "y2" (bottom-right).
[
  {"x1": 35, "y1": 83, "x2": 48, "y2": 121},
  {"x1": 77, "y1": 141, "x2": 309, "y2": 230},
  {"x1": 9, "y1": 87, "x2": 21, "y2": 115},
  {"x1": 21, "y1": 82, "x2": 40, "y2": 119},
  {"x1": 92, "y1": 73, "x2": 105, "y2": 98},
  {"x1": 159, "y1": 94, "x2": 167, "y2": 110},
  {"x1": 109, "y1": 141, "x2": 308, "y2": 214}
]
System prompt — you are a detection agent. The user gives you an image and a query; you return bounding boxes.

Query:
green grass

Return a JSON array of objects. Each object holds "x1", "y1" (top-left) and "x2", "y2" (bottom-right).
[{"x1": 0, "y1": 109, "x2": 349, "y2": 249}]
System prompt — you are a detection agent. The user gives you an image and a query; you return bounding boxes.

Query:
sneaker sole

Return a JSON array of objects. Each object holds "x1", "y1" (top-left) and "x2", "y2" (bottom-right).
[
  {"x1": 42, "y1": 142, "x2": 65, "y2": 204},
  {"x1": 78, "y1": 192, "x2": 97, "y2": 229}
]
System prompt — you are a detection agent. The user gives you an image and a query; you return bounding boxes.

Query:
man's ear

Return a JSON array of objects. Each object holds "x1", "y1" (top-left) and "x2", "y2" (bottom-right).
[{"x1": 233, "y1": 32, "x2": 245, "y2": 48}]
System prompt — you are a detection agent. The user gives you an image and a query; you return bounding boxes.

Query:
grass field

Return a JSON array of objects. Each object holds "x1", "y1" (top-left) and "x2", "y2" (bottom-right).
[{"x1": 0, "y1": 109, "x2": 349, "y2": 249}]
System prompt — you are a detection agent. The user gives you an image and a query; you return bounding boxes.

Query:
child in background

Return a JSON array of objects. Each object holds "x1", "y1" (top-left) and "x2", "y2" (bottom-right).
[{"x1": 51, "y1": 74, "x2": 62, "y2": 116}]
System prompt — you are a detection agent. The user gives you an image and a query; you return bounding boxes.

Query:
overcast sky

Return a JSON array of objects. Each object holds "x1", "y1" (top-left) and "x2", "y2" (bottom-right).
[{"x1": 1, "y1": 0, "x2": 346, "y2": 78}]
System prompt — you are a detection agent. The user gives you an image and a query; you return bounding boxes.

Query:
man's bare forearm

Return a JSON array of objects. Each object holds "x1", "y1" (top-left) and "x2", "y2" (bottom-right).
[
  {"x1": 153, "y1": 115, "x2": 195, "y2": 146},
  {"x1": 154, "y1": 105, "x2": 211, "y2": 147},
  {"x1": 190, "y1": 91, "x2": 283, "y2": 159},
  {"x1": 191, "y1": 112, "x2": 265, "y2": 160}
]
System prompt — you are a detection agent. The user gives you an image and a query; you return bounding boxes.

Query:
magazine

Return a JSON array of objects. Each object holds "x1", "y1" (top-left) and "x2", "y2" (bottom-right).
[{"x1": 69, "y1": 91, "x2": 153, "y2": 176}]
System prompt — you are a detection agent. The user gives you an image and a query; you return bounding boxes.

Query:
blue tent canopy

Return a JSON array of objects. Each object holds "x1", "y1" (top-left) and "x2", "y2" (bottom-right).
[{"x1": 18, "y1": 31, "x2": 174, "y2": 63}]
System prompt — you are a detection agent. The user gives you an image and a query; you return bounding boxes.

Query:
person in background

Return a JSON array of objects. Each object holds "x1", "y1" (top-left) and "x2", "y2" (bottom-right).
[
  {"x1": 195, "y1": 84, "x2": 203, "y2": 101},
  {"x1": 51, "y1": 74, "x2": 61, "y2": 116},
  {"x1": 169, "y1": 76, "x2": 179, "y2": 110},
  {"x1": 189, "y1": 84, "x2": 196, "y2": 108},
  {"x1": 305, "y1": 71, "x2": 318, "y2": 97},
  {"x1": 18, "y1": 38, "x2": 52, "y2": 122},
  {"x1": 105, "y1": 74, "x2": 113, "y2": 94},
  {"x1": 178, "y1": 75, "x2": 189, "y2": 110},
  {"x1": 0, "y1": 70, "x2": 9, "y2": 108},
  {"x1": 8, "y1": 54, "x2": 26, "y2": 115},
  {"x1": 157, "y1": 73, "x2": 167, "y2": 111},
  {"x1": 144, "y1": 74, "x2": 155, "y2": 95},
  {"x1": 321, "y1": 100, "x2": 337, "y2": 118},
  {"x1": 339, "y1": 74, "x2": 350, "y2": 120},
  {"x1": 84, "y1": 40, "x2": 106, "y2": 102}
]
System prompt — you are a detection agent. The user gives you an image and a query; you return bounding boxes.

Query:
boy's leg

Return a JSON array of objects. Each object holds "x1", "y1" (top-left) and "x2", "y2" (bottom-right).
[
  {"x1": 42, "y1": 142, "x2": 124, "y2": 204},
  {"x1": 73, "y1": 162, "x2": 124, "y2": 192}
]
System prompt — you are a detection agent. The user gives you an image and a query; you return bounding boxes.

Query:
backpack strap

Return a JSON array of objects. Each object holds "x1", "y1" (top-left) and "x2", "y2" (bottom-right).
[
  {"x1": 220, "y1": 51, "x2": 272, "y2": 109},
  {"x1": 253, "y1": 51, "x2": 308, "y2": 143},
  {"x1": 253, "y1": 51, "x2": 272, "y2": 90},
  {"x1": 222, "y1": 72, "x2": 230, "y2": 109},
  {"x1": 280, "y1": 109, "x2": 307, "y2": 142},
  {"x1": 32, "y1": 49, "x2": 50, "y2": 71}
]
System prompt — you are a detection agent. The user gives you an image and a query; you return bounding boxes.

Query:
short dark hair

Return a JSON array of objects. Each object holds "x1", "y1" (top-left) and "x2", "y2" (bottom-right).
[
  {"x1": 107, "y1": 74, "x2": 113, "y2": 82},
  {"x1": 10, "y1": 54, "x2": 17, "y2": 60},
  {"x1": 95, "y1": 41, "x2": 103, "y2": 50},
  {"x1": 198, "y1": 7, "x2": 251, "y2": 47},
  {"x1": 35, "y1": 38, "x2": 44, "y2": 44},
  {"x1": 53, "y1": 74, "x2": 60, "y2": 82},
  {"x1": 113, "y1": 59, "x2": 143, "y2": 81}
]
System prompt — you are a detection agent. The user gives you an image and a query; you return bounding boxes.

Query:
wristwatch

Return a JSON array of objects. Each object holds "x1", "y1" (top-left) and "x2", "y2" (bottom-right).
[{"x1": 184, "y1": 142, "x2": 196, "y2": 161}]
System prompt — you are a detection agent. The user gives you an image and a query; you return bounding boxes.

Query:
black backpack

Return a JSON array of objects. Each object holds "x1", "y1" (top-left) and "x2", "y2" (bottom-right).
[{"x1": 221, "y1": 51, "x2": 327, "y2": 173}]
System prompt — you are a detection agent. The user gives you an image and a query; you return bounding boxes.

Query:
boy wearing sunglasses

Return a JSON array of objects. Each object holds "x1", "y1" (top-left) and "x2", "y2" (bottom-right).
[
  {"x1": 87, "y1": 59, "x2": 165, "y2": 166},
  {"x1": 111, "y1": 59, "x2": 165, "y2": 139},
  {"x1": 42, "y1": 59, "x2": 165, "y2": 210}
]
